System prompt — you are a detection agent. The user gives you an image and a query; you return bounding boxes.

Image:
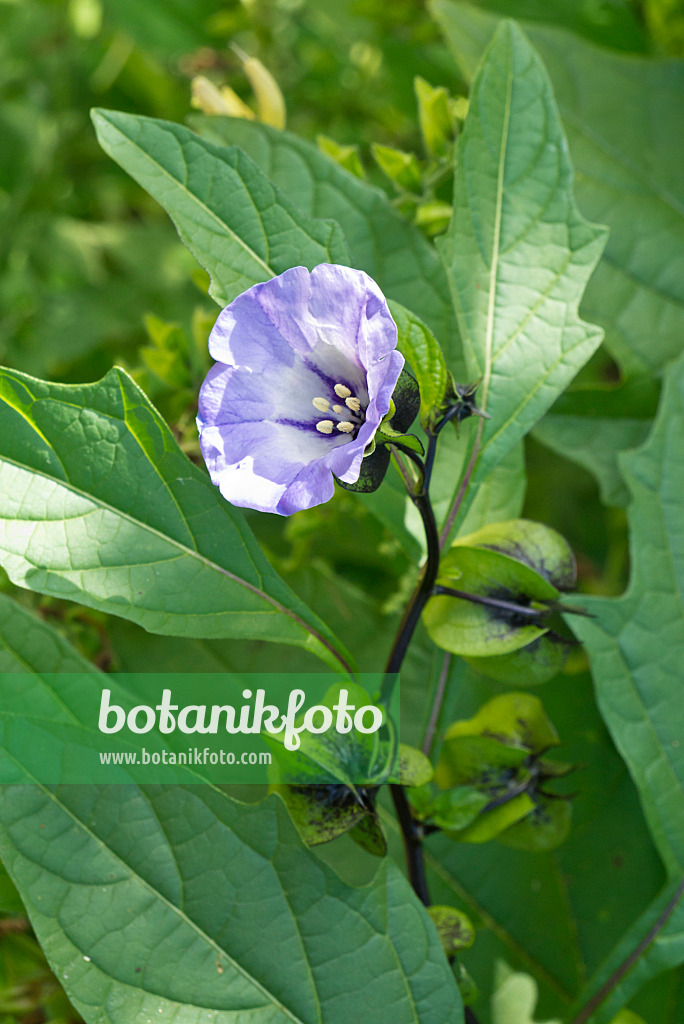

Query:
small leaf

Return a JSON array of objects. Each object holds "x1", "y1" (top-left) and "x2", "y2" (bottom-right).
[
  {"x1": 389, "y1": 364, "x2": 422, "y2": 433},
  {"x1": 372, "y1": 143, "x2": 422, "y2": 193},
  {"x1": 389, "y1": 300, "x2": 450, "y2": 427},
  {"x1": 266, "y1": 683, "x2": 388, "y2": 788},
  {"x1": 347, "y1": 812, "x2": 387, "y2": 857},
  {"x1": 410, "y1": 783, "x2": 489, "y2": 831},
  {"x1": 242, "y1": 56, "x2": 286, "y2": 129},
  {"x1": 434, "y1": 734, "x2": 528, "y2": 791},
  {"x1": 428, "y1": 905, "x2": 476, "y2": 953},
  {"x1": 316, "y1": 134, "x2": 366, "y2": 179},
  {"x1": 381, "y1": 432, "x2": 425, "y2": 457},
  {"x1": 415, "y1": 76, "x2": 455, "y2": 158}
]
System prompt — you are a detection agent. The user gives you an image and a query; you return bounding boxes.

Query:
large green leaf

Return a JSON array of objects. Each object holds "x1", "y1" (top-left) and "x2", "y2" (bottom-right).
[
  {"x1": 430, "y1": 1, "x2": 684, "y2": 379},
  {"x1": 0, "y1": 785, "x2": 462, "y2": 1024},
  {"x1": 0, "y1": 591, "x2": 101, "y2": 674},
  {"x1": 0, "y1": 592, "x2": 461, "y2": 1022},
  {"x1": 189, "y1": 115, "x2": 461, "y2": 369},
  {"x1": 569, "y1": 351, "x2": 684, "y2": 878},
  {"x1": 91, "y1": 109, "x2": 350, "y2": 307},
  {"x1": 0, "y1": 367, "x2": 352, "y2": 671},
  {"x1": 435, "y1": 20, "x2": 606, "y2": 529},
  {"x1": 531, "y1": 379, "x2": 658, "y2": 507}
]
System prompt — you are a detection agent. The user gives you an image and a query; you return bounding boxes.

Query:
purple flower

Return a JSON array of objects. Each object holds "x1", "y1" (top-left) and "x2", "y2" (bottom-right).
[{"x1": 197, "y1": 264, "x2": 404, "y2": 515}]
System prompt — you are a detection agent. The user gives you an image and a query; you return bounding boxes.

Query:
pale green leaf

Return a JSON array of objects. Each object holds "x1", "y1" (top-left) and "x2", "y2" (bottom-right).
[
  {"x1": 568, "y1": 351, "x2": 684, "y2": 877},
  {"x1": 0, "y1": 367, "x2": 352, "y2": 671},
  {"x1": 435, "y1": 20, "x2": 606, "y2": 527},
  {"x1": 389, "y1": 300, "x2": 450, "y2": 426},
  {"x1": 430, "y1": 1, "x2": 684, "y2": 378},
  {"x1": 91, "y1": 109, "x2": 349, "y2": 307}
]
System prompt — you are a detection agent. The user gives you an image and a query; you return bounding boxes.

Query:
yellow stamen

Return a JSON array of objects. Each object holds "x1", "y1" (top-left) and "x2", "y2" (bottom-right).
[
  {"x1": 334, "y1": 383, "x2": 352, "y2": 399},
  {"x1": 312, "y1": 397, "x2": 330, "y2": 412},
  {"x1": 316, "y1": 420, "x2": 334, "y2": 434},
  {"x1": 332, "y1": 404, "x2": 344, "y2": 414},
  {"x1": 337, "y1": 422, "x2": 354, "y2": 433},
  {"x1": 345, "y1": 396, "x2": 361, "y2": 412}
]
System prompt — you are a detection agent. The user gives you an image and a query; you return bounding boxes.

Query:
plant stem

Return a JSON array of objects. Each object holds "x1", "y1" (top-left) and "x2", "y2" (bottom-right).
[
  {"x1": 384, "y1": 449, "x2": 442, "y2": 910},
  {"x1": 385, "y1": 491, "x2": 441, "y2": 674},
  {"x1": 389, "y1": 784, "x2": 430, "y2": 905},
  {"x1": 422, "y1": 651, "x2": 451, "y2": 757}
]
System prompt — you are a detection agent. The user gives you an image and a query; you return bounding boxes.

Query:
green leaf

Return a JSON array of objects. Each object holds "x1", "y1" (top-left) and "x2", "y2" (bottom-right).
[
  {"x1": 266, "y1": 683, "x2": 389, "y2": 789},
  {"x1": 410, "y1": 783, "x2": 489, "y2": 832},
  {"x1": 0, "y1": 591, "x2": 101, "y2": 675},
  {"x1": 398, "y1": 744, "x2": 434, "y2": 787},
  {"x1": 91, "y1": 109, "x2": 350, "y2": 307},
  {"x1": 568, "y1": 350, "x2": 684, "y2": 877},
  {"x1": 430, "y1": 1, "x2": 684, "y2": 379},
  {"x1": 389, "y1": 301, "x2": 450, "y2": 427},
  {"x1": 0, "y1": 366, "x2": 353, "y2": 672},
  {"x1": 457, "y1": 441, "x2": 527, "y2": 536},
  {"x1": 435, "y1": 20, "x2": 606, "y2": 525},
  {"x1": 415, "y1": 76, "x2": 455, "y2": 159},
  {"x1": 532, "y1": 380, "x2": 659, "y2": 508},
  {"x1": 316, "y1": 134, "x2": 366, "y2": 179},
  {"x1": 189, "y1": 115, "x2": 462, "y2": 370},
  {"x1": 371, "y1": 143, "x2": 423, "y2": 193},
  {"x1": 0, "y1": 785, "x2": 463, "y2": 1024},
  {"x1": 458, "y1": 791, "x2": 536, "y2": 843}
]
